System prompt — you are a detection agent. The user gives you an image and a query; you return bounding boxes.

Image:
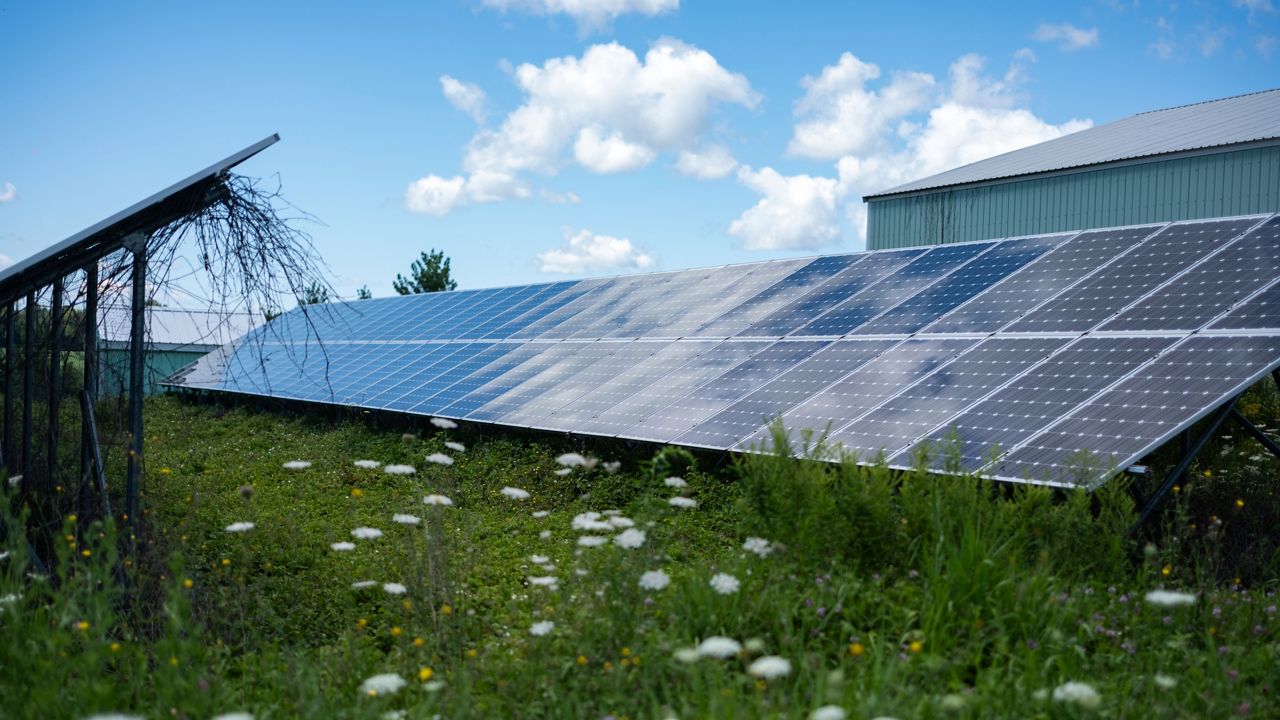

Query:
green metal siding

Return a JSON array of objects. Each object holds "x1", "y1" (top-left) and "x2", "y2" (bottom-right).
[
  {"x1": 866, "y1": 145, "x2": 1280, "y2": 249},
  {"x1": 98, "y1": 349, "x2": 206, "y2": 396}
]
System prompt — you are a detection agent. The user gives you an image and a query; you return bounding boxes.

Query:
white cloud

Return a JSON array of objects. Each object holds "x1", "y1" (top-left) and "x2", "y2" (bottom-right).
[
  {"x1": 674, "y1": 145, "x2": 738, "y2": 179},
  {"x1": 573, "y1": 126, "x2": 655, "y2": 172},
  {"x1": 0, "y1": 182, "x2": 15, "y2": 203},
  {"x1": 537, "y1": 228, "x2": 655, "y2": 274},
  {"x1": 407, "y1": 38, "x2": 757, "y2": 215},
  {"x1": 480, "y1": 0, "x2": 678, "y2": 32},
  {"x1": 440, "y1": 75, "x2": 488, "y2": 124},
  {"x1": 733, "y1": 52, "x2": 1091, "y2": 250},
  {"x1": 1032, "y1": 22, "x2": 1100, "y2": 51},
  {"x1": 788, "y1": 52, "x2": 935, "y2": 160},
  {"x1": 1258, "y1": 34, "x2": 1277, "y2": 57},
  {"x1": 0, "y1": 254, "x2": 12, "y2": 271},
  {"x1": 405, "y1": 175, "x2": 467, "y2": 215},
  {"x1": 728, "y1": 167, "x2": 842, "y2": 251}
]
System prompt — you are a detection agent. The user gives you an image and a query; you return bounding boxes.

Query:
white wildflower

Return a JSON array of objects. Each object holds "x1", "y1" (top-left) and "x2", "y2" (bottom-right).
[
  {"x1": 532, "y1": 510, "x2": 550, "y2": 518},
  {"x1": 430, "y1": 417, "x2": 458, "y2": 429},
  {"x1": 331, "y1": 542, "x2": 356, "y2": 551},
  {"x1": 744, "y1": 637, "x2": 766, "y2": 653},
  {"x1": 353, "y1": 460, "x2": 380, "y2": 469},
  {"x1": 528, "y1": 576, "x2": 559, "y2": 589},
  {"x1": 603, "y1": 461, "x2": 621, "y2": 473},
  {"x1": 425, "y1": 453, "x2": 454, "y2": 466},
  {"x1": 211, "y1": 714, "x2": 254, "y2": 720},
  {"x1": 423, "y1": 679, "x2": 446, "y2": 693},
  {"x1": 810, "y1": 706, "x2": 847, "y2": 720},
  {"x1": 668, "y1": 496, "x2": 697, "y2": 509},
  {"x1": 571, "y1": 512, "x2": 613, "y2": 532},
  {"x1": 613, "y1": 528, "x2": 646, "y2": 549},
  {"x1": 0, "y1": 551, "x2": 8, "y2": 561},
  {"x1": 444, "y1": 441, "x2": 466, "y2": 453},
  {"x1": 639, "y1": 570, "x2": 670, "y2": 591},
  {"x1": 381, "y1": 712, "x2": 406, "y2": 720},
  {"x1": 83, "y1": 715, "x2": 144, "y2": 720},
  {"x1": 709, "y1": 573, "x2": 740, "y2": 595},
  {"x1": 696, "y1": 636, "x2": 742, "y2": 659},
  {"x1": 742, "y1": 537, "x2": 773, "y2": 557},
  {"x1": 663, "y1": 476, "x2": 687, "y2": 488},
  {"x1": 1052, "y1": 681, "x2": 1101, "y2": 709},
  {"x1": 556, "y1": 453, "x2": 587, "y2": 467},
  {"x1": 1154, "y1": 674, "x2": 1177, "y2": 690},
  {"x1": 392, "y1": 513, "x2": 420, "y2": 525},
  {"x1": 1145, "y1": 590, "x2": 1197, "y2": 607},
  {"x1": 501, "y1": 486, "x2": 531, "y2": 500},
  {"x1": 282, "y1": 460, "x2": 311, "y2": 470},
  {"x1": 350, "y1": 580, "x2": 377, "y2": 589},
  {"x1": 382, "y1": 582, "x2": 407, "y2": 595},
  {"x1": 351, "y1": 527, "x2": 383, "y2": 540},
  {"x1": 554, "y1": 468, "x2": 573, "y2": 476},
  {"x1": 224, "y1": 522, "x2": 255, "y2": 533},
  {"x1": 383, "y1": 464, "x2": 416, "y2": 475},
  {"x1": 359, "y1": 673, "x2": 406, "y2": 696},
  {"x1": 608, "y1": 516, "x2": 635, "y2": 529},
  {"x1": 530, "y1": 554, "x2": 550, "y2": 564},
  {"x1": 578, "y1": 535, "x2": 608, "y2": 548},
  {"x1": 530, "y1": 620, "x2": 555, "y2": 636},
  {"x1": 423, "y1": 494, "x2": 454, "y2": 506},
  {"x1": 673, "y1": 647, "x2": 701, "y2": 663},
  {"x1": 539, "y1": 530, "x2": 552, "y2": 540},
  {"x1": 748, "y1": 655, "x2": 792, "y2": 679}
]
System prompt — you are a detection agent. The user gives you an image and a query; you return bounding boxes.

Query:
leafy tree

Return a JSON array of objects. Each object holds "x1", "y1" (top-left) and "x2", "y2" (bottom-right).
[
  {"x1": 394, "y1": 249, "x2": 457, "y2": 294},
  {"x1": 356, "y1": 285, "x2": 373, "y2": 300},
  {"x1": 299, "y1": 281, "x2": 331, "y2": 306}
]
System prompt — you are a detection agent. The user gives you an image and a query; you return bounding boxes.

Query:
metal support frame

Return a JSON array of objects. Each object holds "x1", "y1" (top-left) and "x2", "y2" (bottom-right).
[
  {"x1": 1134, "y1": 396, "x2": 1240, "y2": 530},
  {"x1": 78, "y1": 390, "x2": 112, "y2": 520},
  {"x1": 47, "y1": 276, "x2": 62, "y2": 493},
  {"x1": 80, "y1": 263, "x2": 98, "y2": 516},
  {"x1": 2, "y1": 302, "x2": 12, "y2": 471},
  {"x1": 22, "y1": 291, "x2": 34, "y2": 492},
  {"x1": 1229, "y1": 407, "x2": 1280, "y2": 462},
  {"x1": 126, "y1": 244, "x2": 146, "y2": 530}
]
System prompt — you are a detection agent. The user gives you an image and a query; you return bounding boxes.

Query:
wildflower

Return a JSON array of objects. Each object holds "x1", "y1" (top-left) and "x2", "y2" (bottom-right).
[
  {"x1": 382, "y1": 582, "x2": 407, "y2": 595},
  {"x1": 425, "y1": 453, "x2": 454, "y2": 466},
  {"x1": 6, "y1": 474, "x2": 21, "y2": 487},
  {"x1": 283, "y1": 461, "x2": 311, "y2": 470},
  {"x1": 668, "y1": 497, "x2": 697, "y2": 509},
  {"x1": 709, "y1": 573, "x2": 740, "y2": 595},
  {"x1": 384, "y1": 464, "x2": 416, "y2": 475},
  {"x1": 1052, "y1": 681, "x2": 1101, "y2": 709},
  {"x1": 424, "y1": 679, "x2": 446, "y2": 692},
  {"x1": 673, "y1": 647, "x2": 701, "y2": 663},
  {"x1": 810, "y1": 707, "x2": 847, "y2": 720},
  {"x1": 224, "y1": 521, "x2": 255, "y2": 533},
  {"x1": 614, "y1": 528, "x2": 646, "y2": 549},
  {"x1": 639, "y1": 570, "x2": 670, "y2": 590},
  {"x1": 221, "y1": 559, "x2": 231, "y2": 567},
  {"x1": 382, "y1": 714, "x2": 406, "y2": 720},
  {"x1": 554, "y1": 468, "x2": 573, "y2": 476},
  {"x1": 501, "y1": 486, "x2": 531, "y2": 500},
  {"x1": 401, "y1": 433, "x2": 417, "y2": 443},
  {"x1": 748, "y1": 655, "x2": 792, "y2": 680},
  {"x1": 848, "y1": 642, "x2": 864, "y2": 657},
  {"x1": 392, "y1": 514, "x2": 421, "y2": 525},
  {"x1": 1236, "y1": 498, "x2": 1245, "y2": 509},
  {"x1": 530, "y1": 620, "x2": 555, "y2": 636},
  {"x1": 1145, "y1": 590, "x2": 1197, "y2": 607},
  {"x1": 418, "y1": 667, "x2": 434, "y2": 682},
  {"x1": 742, "y1": 537, "x2": 773, "y2": 557},
  {"x1": 353, "y1": 460, "x2": 380, "y2": 469},
  {"x1": 430, "y1": 417, "x2": 457, "y2": 429},
  {"x1": 572, "y1": 512, "x2": 613, "y2": 531},
  {"x1": 352, "y1": 527, "x2": 384, "y2": 540},
  {"x1": 528, "y1": 576, "x2": 559, "y2": 590},
  {"x1": 745, "y1": 638, "x2": 766, "y2": 653},
  {"x1": 413, "y1": 637, "x2": 425, "y2": 647},
  {"x1": 76, "y1": 621, "x2": 90, "y2": 631},
  {"x1": 440, "y1": 604, "x2": 453, "y2": 615},
  {"x1": 0, "y1": 551, "x2": 8, "y2": 561},
  {"x1": 608, "y1": 516, "x2": 635, "y2": 528},
  {"x1": 183, "y1": 578, "x2": 193, "y2": 589},
  {"x1": 578, "y1": 535, "x2": 608, "y2": 548},
  {"x1": 576, "y1": 654, "x2": 588, "y2": 665},
  {"x1": 359, "y1": 673, "x2": 406, "y2": 697},
  {"x1": 696, "y1": 636, "x2": 742, "y2": 659},
  {"x1": 390, "y1": 627, "x2": 402, "y2": 637},
  {"x1": 908, "y1": 640, "x2": 923, "y2": 654},
  {"x1": 331, "y1": 542, "x2": 356, "y2": 551},
  {"x1": 663, "y1": 476, "x2": 687, "y2": 488},
  {"x1": 350, "y1": 488, "x2": 363, "y2": 498},
  {"x1": 1162, "y1": 564, "x2": 1172, "y2": 576},
  {"x1": 1154, "y1": 674, "x2": 1177, "y2": 689},
  {"x1": 351, "y1": 580, "x2": 377, "y2": 589},
  {"x1": 539, "y1": 530, "x2": 552, "y2": 540},
  {"x1": 423, "y1": 494, "x2": 454, "y2": 506},
  {"x1": 211, "y1": 713, "x2": 254, "y2": 720},
  {"x1": 83, "y1": 715, "x2": 144, "y2": 720},
  {"x1": 603, "y1": 461, "x2": 621, "y2": 473},
  {"x1": 530, "y1": 554, "x2": 550, "y2": 564},
  {"x1": 532, "y1": 510, "x2": 549, "y2": 518},
  {"x1": 445, "y1": 441, "x2": 466, "y2": 453},
  {"x1": 556, "y1": 453, "x2": 587, "y2": 467}
]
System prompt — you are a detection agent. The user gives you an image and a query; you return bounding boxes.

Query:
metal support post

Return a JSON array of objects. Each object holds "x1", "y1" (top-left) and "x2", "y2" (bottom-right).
[
  {"x1": 47, "y1": 276, "x2": 62, "y2": 493},
  {"x1": 2, "y1": 302, "x2": 12, "y2": 472},
  {"x1": 22, "y1": 291, "x2": 35, "y2": 492},
  {"x1": 80, "y1": 264, "x2": 98, "y2": 516},
  {"x1": 126, "y1": 244, "x2": 146, "y2": 531},
  {"x1": 1133, "y1": 398, "x2": 1239, "y2": 531},
  {"x1": 1229, "y1": 407, "x2": 1280, "y2": 462}
]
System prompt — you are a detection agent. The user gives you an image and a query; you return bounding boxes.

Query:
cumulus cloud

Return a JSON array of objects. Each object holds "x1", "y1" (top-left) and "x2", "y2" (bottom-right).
[
  {"x1": 405, "y1": 175, "x2": 467, "y2": 216},
  {"x1": 674, "y1": 144, "x2": 738, "y2": 179},
  {"x1": 0, "y1": 254, "x2": 12, "y2": 271},
  {"x1": 0, "y1": 182, "x2": 15, "y2": 203},
  {"x1": 441, "y1": 75, "x2": 488, "y2": 124},
  {"x1": 1032, "y1": 22, "x2": 1100, "y2": 51},
  {"x1": 406, "y1": 38, "x2": 757, "y2": 215},
  {"x1": 537, "y1": 228, "x2": 655, "y2": 274},
  {"x1": 480, "y1": 0, "x2": 678, "y2": 32},
  {"x1": 734, "y1": 52, "x2": 1090, "y2": 250}
]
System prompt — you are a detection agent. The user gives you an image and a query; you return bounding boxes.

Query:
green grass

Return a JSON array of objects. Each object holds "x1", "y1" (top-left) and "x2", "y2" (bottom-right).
[{"x1": 1, "y1": 395, "x2": 1278, "y2": 719}]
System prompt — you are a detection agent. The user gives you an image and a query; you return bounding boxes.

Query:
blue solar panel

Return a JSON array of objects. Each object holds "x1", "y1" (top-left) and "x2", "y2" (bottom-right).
[{"x1": 693, "y1": 256, "x2": 851, "y2": 337}]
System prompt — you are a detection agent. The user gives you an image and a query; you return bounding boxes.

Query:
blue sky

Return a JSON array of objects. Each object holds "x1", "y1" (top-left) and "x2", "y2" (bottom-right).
[{"x1": 0, "y1": 0, "x2": 1276, "y2": 299}]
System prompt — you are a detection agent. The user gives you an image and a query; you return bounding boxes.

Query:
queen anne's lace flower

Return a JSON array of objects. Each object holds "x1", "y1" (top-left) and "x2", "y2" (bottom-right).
[
  {"x1": 282, "y1": 461, "x2": 311, "y2": 470},
  {"x1": 530, "y1": 620, "x2": 555, "y2": 636},
  {"x1": 224, "y1": 522, "x2": 255, "y2": 533},
  {"x1": 639, "y1": 570, "x2": 670, "y2": 591},
  {"x1": 424, "y1": 453, "x2": 454, "y2": 466},
  {"x1": 353, "y1": 460, "x2": 381, "y2": 469},
  {"x1": 430, "y1": 418, "x2": 457, "y2": 429},
  {"x1": 501, "y1": 487, "x2": 531, "y2": 500},
  {"x1": 696, "y1": 636, "x2": 741, "y2": 659},
  {"x1": 392, "y1": 514, "x2": 420, "y2": 525},
  {"x1": 444, "y1": 441, "x2": 466, "y2": 453},
  {"x1": 1052, "y1": 681, "x2": 1101, "y2": 709},
  {"x1": 742, "y1": 537, "x2": 773, "y2": 557},
  {"x1": 382, "y1": 582, "x2": 407, "y2": 595},
  {"x1": 747, "y1": 655, "x2": 792, "y2": 679},
  {"x1": 331, "y1": 542, "x2": 356, "y2": 551},
  {"x1": 668, "y1": 497, "x2": 697, "y2": 509},
  {"x1": 663, "y1": 476, "x2": 687, "y2": 488},
  {"x1": 359, "y1": 673, "x2": 406, "y2": 696},
  {"x1": 384, "y1": 464, "x2": 416, "y2": 475},
  {"x1": 577, "y1": 535, "x2": 608, "y2": 548},
  {"x1": 613, "y1": 528, "x2": 646, "y2": 549},
  {"x1": 1145, "y1": 590, "x2": 1197, "y2": 607},
  {"x1": 352, "y1": 527, "x2": 383, "y2": 540},
  {"x1": 423, "y1": 494, "x2": 454, "y2": 506},
  {"x1": 709, "y1": 573, "x2": 740, "y2": 595}
]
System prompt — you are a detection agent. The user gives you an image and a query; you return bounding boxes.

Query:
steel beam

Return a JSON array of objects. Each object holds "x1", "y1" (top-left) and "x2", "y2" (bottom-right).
[
  {"x1": 126, "y1": 245, "x2": 146, "y2": 530},
  {"x1": 47, "y1": 276, "x2": 62, "y2": 492},
  {"x1": 80, "y1": 264, "x2": 98, "y2": 515},
  {"x1": 2, "y1": 302, "x2": 12, "y2": 471},
  {"x1": 22, "y1": 291, "x2": 34, "y2": 492},
  {"x1": 1134, "y1": 397, "x2": 1238, "y2": 530}
]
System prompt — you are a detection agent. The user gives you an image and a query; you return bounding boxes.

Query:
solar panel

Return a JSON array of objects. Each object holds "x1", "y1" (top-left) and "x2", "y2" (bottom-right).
[{"x1": 172, "y1": 212, "x2": 1280, "y2": 489}]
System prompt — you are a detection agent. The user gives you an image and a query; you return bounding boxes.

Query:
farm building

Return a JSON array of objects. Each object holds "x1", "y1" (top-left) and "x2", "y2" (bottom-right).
[
  {"x1": 97, "y1": 305, "x2": 259, "y2": 396},
  {"x1": 865, "y1": 88, "x2": 1280, "y2": 249}
]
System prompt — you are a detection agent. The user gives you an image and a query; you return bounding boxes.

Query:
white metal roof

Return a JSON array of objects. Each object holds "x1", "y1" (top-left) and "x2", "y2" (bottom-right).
[
  {"x1": 98, "y1": 305, "x2": 260, "y2": 351},
  {"x1": 867, "y1": 88, "x2": 1280, "y2": 198}
]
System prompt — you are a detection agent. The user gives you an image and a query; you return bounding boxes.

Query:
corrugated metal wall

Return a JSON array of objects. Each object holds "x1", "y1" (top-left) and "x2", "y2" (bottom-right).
[{"x1": 866, "y1": 145, "x2": 1280, "y2": 249}]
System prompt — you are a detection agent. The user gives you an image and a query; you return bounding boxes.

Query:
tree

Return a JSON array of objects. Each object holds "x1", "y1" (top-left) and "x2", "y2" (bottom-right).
[
  {"x1": 356, "y1": 285, "x2": 373, "y2": 300},
  {"x1": 394, "y1": 249, "x2": 457, "y2": 294},
  {"x1": 299, "y1": 281, "x2": 331, "y2": 306}
]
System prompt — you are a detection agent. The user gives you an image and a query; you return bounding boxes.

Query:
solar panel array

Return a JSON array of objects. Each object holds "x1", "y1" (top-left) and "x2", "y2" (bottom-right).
[{"x1": 168, "y1": 213, "x2": 1280, "y2": 488}]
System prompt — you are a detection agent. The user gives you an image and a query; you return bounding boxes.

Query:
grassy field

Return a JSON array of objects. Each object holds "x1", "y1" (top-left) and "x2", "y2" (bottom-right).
[{"x1": 2, "y1": 394, "x2": 1279, "y2": 719}]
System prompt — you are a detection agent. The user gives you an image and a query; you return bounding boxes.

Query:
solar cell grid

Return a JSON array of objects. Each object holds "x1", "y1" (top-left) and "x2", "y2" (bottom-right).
[
  {"x1": 546, "y1": 341, "x2": 713, "y2": 431},
  {"x1": 469, "y1": 342, "x2": 617, "y2": 421},
  {"x1": 1211, "y1": 279, "x2": 1280, "y2": 330},
  {"x1": 429, "y1": 343, "x2": 552, "y2": 412},
  {"x1": 694, "y1": 256, "x2": 852, "y2": 337},
  {"x1": 502, "y1": 341, "x2": 662, "y2": 426},
  {"x1": 792, "y1": 242, "x2": 993, "y2": 337},
  {"x1": 994, "y1": 336, "x2": 1280, "y2": 486},
  {"x1": 483, "y1": 280, "x2": 597, "y2": 339},
  {"x1": 506, "y1": 277, "x2": 616, "y2": 339},
  {"x1": 361, "y1": 343, "x2": 469, "y2": 409},
  {"x1": 439, "y1": 342, "x2": 576, "y2": 417},
  {"x1": 1008, "y1": 217, "x2": 1260, "y2": 333}
]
